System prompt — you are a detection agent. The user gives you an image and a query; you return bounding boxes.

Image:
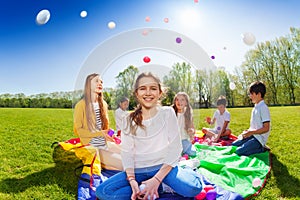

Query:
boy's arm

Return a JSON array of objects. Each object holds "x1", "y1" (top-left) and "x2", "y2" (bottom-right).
[
  {"x1": 212, "y1": 120, "x2": 228, "y2": 142},
  {"x1": 220, "y1": 121, "x2": 230, "y2": 136},
  {"x1": 210, "y1": 117, "x2": 216, "y2": 125},
  {"x1": 243, "y1": 121, "x2": 270, "y2": 138}
]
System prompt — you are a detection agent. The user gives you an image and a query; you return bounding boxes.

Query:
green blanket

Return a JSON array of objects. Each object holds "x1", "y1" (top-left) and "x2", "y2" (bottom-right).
[{"x1": 194, "y1": 144, "x2": 270, "y2": 198}]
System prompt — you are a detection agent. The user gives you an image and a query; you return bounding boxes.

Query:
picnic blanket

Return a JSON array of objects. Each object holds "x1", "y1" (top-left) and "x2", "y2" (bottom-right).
[
  {"x1": 191, "y1": 144, "x2": 271, "y2": 199},
  {"x1": 54, "y1": 135, "x2": 271, "y2": 200},
  {"x1": 190, "y1": 131, "x2": 271, "y2": 199}
]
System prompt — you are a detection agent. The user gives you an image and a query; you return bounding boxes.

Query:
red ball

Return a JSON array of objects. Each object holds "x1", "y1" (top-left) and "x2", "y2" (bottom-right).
[
  {"x1": 195, "y1": 190, "x2": 206, "y2": 200},
  {"x1": 143, "y1": 56, "x2": 151, "y2": 63},
  {"x1": 204, "y1": 185, "x2": 214, "y2": 193}
]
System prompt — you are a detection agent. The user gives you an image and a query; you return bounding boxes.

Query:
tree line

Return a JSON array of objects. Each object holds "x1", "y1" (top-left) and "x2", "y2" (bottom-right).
[
  {"x1": 110, "y1": 27, "x2": 300, "y2": 109},
  {"x1": 0, "y1": 92, "x2": 74, "y2": 108},
  {"x1": 1, "y1": 27, "x2": 299, "y2": 109}
]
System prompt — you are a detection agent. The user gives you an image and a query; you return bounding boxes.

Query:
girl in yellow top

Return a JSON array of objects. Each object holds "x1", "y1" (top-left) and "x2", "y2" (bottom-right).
[{"x1": 73, "y1": 73, "x2": 122, "y2": 170}]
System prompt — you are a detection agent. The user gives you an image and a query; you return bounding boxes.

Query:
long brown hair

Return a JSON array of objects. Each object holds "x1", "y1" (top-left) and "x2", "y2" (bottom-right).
[
  {"x1": 84, "y1": 73, "x2": 109, "y2": 131},
  {"x1": 128, "y1": 72, "x2": 163, "y2": 135},
  {"x1": 172, "y1": 92, "x2": 193, "y2": 132}
]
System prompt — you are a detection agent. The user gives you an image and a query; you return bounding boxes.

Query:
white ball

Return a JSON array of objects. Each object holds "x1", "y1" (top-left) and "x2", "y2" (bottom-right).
[
  {"x1": 238, "y1": 134, "x2": 243, "y2": 140},
  {"x1": 80, "y1": 10, "x2": 87, "y2": 18},
  {"x1": 108, "y1": 21, "x2": 116, "y2": 29},
  {"x1": 229, "y1": 82, "x2": 236, "y2": 90},
  {"x1": 36, "y1": 9, "x2": 50, "y2": 25},
  {"x1": 241, "y1": 32, "x2": 256, "y2": 46},
  {"x1": 139, "y1": 184, "x2": 146, "y2": 191}
]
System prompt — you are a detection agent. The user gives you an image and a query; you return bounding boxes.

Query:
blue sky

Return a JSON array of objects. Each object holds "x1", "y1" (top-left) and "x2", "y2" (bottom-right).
[{"x1": 1, "y1": 0, "x2": 299, "y2": 95}]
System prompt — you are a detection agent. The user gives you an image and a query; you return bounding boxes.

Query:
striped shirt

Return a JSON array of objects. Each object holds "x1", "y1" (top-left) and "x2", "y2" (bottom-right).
[
  {"x1": 93, "y1": 102, "x2": 102, "y2": 130},
  {"x1": 90, "y1": 102, "x2": 106, "y2": 149}
]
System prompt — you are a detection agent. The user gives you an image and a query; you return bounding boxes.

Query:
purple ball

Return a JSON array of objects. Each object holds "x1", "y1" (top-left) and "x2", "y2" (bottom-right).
[
  {"x1": 108, "y1": 129, "x2": 114, "y2": 137},
  {"x1": 206, "y1": 189, "x2": 217, "y2": 200},
  {"x1": 176, "y1": 37, "x2": 182, "y2": 43}
]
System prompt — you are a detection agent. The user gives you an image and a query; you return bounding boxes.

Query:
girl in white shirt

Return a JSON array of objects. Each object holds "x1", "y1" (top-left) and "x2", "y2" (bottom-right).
[
  {"x1": 96, "y1": 72, "x2": 202, "y2": 200},
  {"x1": 172, "y1": 92, "x2": 196, "y2": 156}
]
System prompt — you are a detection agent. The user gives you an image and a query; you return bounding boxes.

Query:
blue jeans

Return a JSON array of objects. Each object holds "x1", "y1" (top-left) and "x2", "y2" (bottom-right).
[
  {"x1": 182, "y1": 139, "x2": 196, "y2": 156},
  {"x1": 232, "y1": 135, "x2": 265, "y2": 156},
  {"x1": 95, "y1": 165, "x2": 202, "y2": 200}
]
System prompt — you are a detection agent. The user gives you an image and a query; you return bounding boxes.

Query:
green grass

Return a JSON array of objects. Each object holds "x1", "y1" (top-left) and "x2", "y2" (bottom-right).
[{"x1": 0, "y1": 107, "x2": 299, "y2": 200}]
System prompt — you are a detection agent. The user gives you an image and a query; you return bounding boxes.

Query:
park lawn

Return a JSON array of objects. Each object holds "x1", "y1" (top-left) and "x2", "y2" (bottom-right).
[{"x1": 0, "y1": 106, "x2": 299, "y2": 200}]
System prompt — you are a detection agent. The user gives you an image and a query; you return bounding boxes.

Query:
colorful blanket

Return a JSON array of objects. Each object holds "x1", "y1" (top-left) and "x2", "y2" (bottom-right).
[
  {"x1": 54, "y1": 137, "x2": 271, "y2": 200},
  {"x1": 191, "y1": 144, "x2": 271, "y2": 199}
]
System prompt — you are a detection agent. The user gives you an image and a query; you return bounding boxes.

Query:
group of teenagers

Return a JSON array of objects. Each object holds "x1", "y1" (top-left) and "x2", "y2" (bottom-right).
[{"x1": 73, "y1": 72, "x2": 271, "y2": 200}]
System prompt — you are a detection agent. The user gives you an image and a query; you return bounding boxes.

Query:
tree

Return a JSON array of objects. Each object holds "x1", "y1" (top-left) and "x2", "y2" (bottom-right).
[
  {"x1": 256, "y1": 41, "x2": 280, "y2": 105},
  {"x1": 275, "y1": 28, "x2": 300, "y2": 104},
  {"x1": 233, "y1": 65, "x2": 253, "y2": 106},
  {"x1": 115, "y1": 65, "x2": 139, "y2": 110},
  {"x1": 163, "y1": 62, "x2": 194, "y2": 102},
  {"x1": 212, "y1": 68, "x2": 231, "y2": 106}
]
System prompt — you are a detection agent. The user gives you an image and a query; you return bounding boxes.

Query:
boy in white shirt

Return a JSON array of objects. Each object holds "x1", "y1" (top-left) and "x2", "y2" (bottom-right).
[
  {"x1": 115, "y1": 97, "x2": 129, "y2": 135},
  {"x1": 232, "y1": 81, "x2": 271, "y2": 156},
  {"x1": 202, "y1": 96, "x2": 231, "y2": 143}
]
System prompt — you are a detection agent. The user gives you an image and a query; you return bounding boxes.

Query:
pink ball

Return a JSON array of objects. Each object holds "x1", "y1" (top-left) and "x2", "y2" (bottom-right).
[
  {"x1": 195, "y1": 190, "x2": 206, "y2": 200},
  {"x1": 113, "y1": 137, "x2": 121, "y2": 144},
  {"x1": 252, "y1": 178, "x2": 261, "y2": 188},
  {"x1": 206, "y1": 189, "x2": 217, "y2": 200}
]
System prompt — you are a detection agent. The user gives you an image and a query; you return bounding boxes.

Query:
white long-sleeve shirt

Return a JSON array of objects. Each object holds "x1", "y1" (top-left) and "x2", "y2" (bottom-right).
[
  {"x1": 121, "y1": 106, "x2": 182, "y2": 170},
  {"x1": 115, "y1": 107, "x2": 128, "y2": 131}
]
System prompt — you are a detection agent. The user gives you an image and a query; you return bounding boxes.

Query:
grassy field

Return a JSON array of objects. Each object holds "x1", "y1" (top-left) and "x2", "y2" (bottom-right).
[{"x1": 0, "y1": 106, "x2": 299, "y2": 200}]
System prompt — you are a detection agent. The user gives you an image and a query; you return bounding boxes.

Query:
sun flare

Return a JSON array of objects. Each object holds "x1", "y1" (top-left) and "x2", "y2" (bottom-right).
[{"x1": 179, "y1": 8, "x2": 200, "y2": 28}]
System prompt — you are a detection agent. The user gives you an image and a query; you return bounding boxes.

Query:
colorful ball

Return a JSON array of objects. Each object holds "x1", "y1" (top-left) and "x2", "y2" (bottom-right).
[
  {"x1": 252, "y1": 177, "x2": 262, "y2": 188},
  {"x1": 80, "y1": 10, "x2": 87, "y2": 18},
  {"x1": 241, "y1": 32, "x2": 256, "y2": 46},
  {"x1": 107, "y1": 129, "x2": 114, "y2": 137},
  {"x1": 195, "y1": 190, "x2": 206, "y2": 200},
  {"x1": 176, "y1": 37, "x2": 182, "y2": 43},
  {"x1": 143, "y1": 56, "x2": 151, "y2": 63},
  {"x1": 139, "y1": 184, "x2": 146, "y2": 191},
  {"x1": 204, "y1": 185, "x2": 214, "y2": 193},
  {"x1": 205, "y1": 116, "x2": 211, "y2": 123},
  {"x1": 229, "y1": 82, "x2": 236, "y2": 90},
  {"x1": 108, "y1": 21, "x2": 116, "y2": 29},
  {"x1": 36, "y1": 9, "x2": 50, "y2": 25},
  {"x1": 206, "y1": 189, "x2": 217, "y2": 200}
]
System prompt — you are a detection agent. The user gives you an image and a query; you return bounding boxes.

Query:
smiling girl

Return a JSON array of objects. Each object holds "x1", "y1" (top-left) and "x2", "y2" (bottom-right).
[{"x1": 96, "y1": 72, "x2": 202, "y2": 200}]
